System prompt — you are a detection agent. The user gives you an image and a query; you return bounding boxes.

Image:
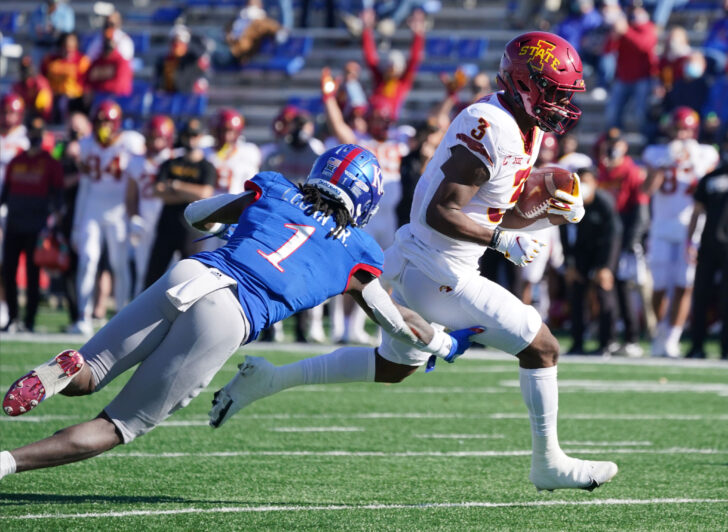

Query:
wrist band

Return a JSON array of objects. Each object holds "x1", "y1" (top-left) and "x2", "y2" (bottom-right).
[
  {"x1": 424, "y1": 329, "x2": 453, "y2": 358},
  {"x1": 488, "y1": 227, "x2": 502, "y2": 249}
]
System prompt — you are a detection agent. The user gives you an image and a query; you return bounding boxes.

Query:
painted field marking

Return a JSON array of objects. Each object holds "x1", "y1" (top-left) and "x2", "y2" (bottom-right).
[
  {"x1": 3, "y1": 412, "x2": 727, "y2": 424},
  {"x1": 415, "y1": 434, "x2": 506, "y2": 439},
  {"x1": 3, "y1": 498, "x2": 727, "y2": 520},
  {"x1": 100, "y1": 447, "x2": 728, "y2": 459},
  {"x1": 500, "y1": 379, "x2": 728, "y2": 395},
  {"x1": 270, "y1": 427, "x2": 364, "y2": 433},
  {"x1": 560, "y1": 441, "x2": 653, "y2": 447}
]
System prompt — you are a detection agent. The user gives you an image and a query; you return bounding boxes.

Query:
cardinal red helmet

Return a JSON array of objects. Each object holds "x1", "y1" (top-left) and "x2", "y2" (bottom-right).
[
  {"x1": 145, "y1": 114, "x2": 175, "y2": 149},
  {"x1": 272, "y1": 105, "x2": 306, "y2": 139},
  {"x1": 670, "y1": 106, "x2": 700, "y2": 138},
  {"x1": 1, "y1": 92, "x2": 25, "y2": 129},
  {"x1": 212, "y1": 108, "x2": 244, "y2": 146},
  {"x1": 93, "y1": 100, "x2": 122, "y2": 131},
  {"x1": 497, "y1": 31, "x2": 585, "y2": 135}
]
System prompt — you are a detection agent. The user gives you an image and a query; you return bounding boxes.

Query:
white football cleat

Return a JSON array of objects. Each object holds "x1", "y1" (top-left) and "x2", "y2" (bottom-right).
[
  {"x1": 530, "y1": 457, "x2": 618, "y2": 492},
  {"x1": 209, "y1": 356, "x2": 277, "y2": 428}
]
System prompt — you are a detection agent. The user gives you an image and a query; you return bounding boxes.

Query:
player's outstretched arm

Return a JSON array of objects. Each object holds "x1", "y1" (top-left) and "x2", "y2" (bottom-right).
[
  {"x1": 347, "y1": 271, "x2": 477, "y2": 361},
  {"x1": 321, "y1": 67, "x2": 357, "y2": 146},
  {"x1": 184, "y1": 190, "x2": 256, "y2": 232}
]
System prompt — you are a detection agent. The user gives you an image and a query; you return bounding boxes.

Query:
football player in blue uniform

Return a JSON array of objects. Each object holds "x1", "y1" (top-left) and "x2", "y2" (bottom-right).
[{"x1": 0, "y1": 144, "x2": 478, "y2": 480}]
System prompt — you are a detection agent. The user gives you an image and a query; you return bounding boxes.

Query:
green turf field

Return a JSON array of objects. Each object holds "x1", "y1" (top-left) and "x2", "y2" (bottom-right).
[{"x1": 1, "y1": 340, "x2": 727, "y2": 531}]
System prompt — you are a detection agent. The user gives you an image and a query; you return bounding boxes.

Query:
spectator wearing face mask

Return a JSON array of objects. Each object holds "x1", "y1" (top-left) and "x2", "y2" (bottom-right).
[
  {"x1": 85, "y1": 28, "x2": 133, "y2": 96},
  {"x1": 0, "y1": 118, "x2": 64, "y2": 332},
  {"x1": 155, "y1": 25, "x2": 209, "y2": 94},
  {"x1": 86, "y1": 10, "x2": 134, "y2": 62},
  {"x1": 603, "y1": 1, "x2": 658, "y2": 134},
  {"x1": 662, "y1": 50, "x2": 711, "y2": 116}
]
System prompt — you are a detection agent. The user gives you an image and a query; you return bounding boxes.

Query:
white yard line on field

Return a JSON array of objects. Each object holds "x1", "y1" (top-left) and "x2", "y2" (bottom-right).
[
  {"x1": 3, "y1": 333, "x2": 728, "y2": 368},
  {"x1": 3, "y1": 412, "x2": 728, "y2": 424},
  {"x1": 499, "y1": 380, "x2": 728, "y2": 395},
  {"x1": 415, "y1": 434, "x2": 506, "y2": 439},
  {"x1": 269, "y1": 426, "x2": 364, "y2": 432},
  {"x1": 2, "y1": 498, "x2": 727, "y2": 520},
  {"x1": 560, "y1": 441, "x2": 653, "y2": 446},
  {"x1": 100, "y1": 447, "x2": 728, "y2": 459}
]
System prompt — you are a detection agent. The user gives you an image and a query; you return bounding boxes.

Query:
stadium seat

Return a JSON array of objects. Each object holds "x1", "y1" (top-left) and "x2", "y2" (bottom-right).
[
  {"x1": 151, "y1": 92, "x2": 181, "y2": 116},
  {"x1": 177, "y1": 93, "x2": 209, "y2": 117},
  {"x1": 287, "y1": 96, "x2": 323, "y2": 115},
  {"x1": 152, "y1": 7, "x2": 184, "y2": 24},
  {"x1": 129, "y1": 33, "x2": 151, "y2": 56},
  {"x1": 421, "y1": 36, "x2": 456, "y2": 72},
  {"x1": 457, "y1": 38, "x2": 488, "y2": 61},
  {"x1": 242, "y1": 36, "x2": 314, "y2": 75},
  {"x1": 0, "y1": 12, "x2": 21, "y2": 35}
]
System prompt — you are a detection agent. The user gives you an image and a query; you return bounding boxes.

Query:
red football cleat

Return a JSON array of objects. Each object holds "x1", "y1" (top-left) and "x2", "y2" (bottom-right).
[{"x1": 3, "y1": 350, "x2": 84, "y2": 417}]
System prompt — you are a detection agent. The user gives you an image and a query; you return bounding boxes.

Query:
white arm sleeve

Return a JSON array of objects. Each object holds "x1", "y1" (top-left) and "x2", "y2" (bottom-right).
[
  {"x1": 184, "y1": 191, "x2": 254, "y2": 232},
  {"x1": 360, "y1": 279, "x2": 453, "y2": 357}
]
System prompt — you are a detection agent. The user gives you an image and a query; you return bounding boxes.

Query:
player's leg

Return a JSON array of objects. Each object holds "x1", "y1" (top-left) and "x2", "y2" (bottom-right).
[
  {"x1": 0, "y1": 227, "x2": 23, "y2": 329},
  {"x1": 2, "y1": 260, "x2": 245, "y2": 476},
  {"x1": 663, "y1": 242, "x2": 696, "y2": 357},
  {"x1": 104, "y1": 216, "x2": 130, "y2": 312},
  {"x1": 688, "y1": 248, "x2": 716, "y2": 357},
  {"x1": 73, "y1": 218, "x2": 102, "y2": 333},
  {"x1": 648, "y1": 238, "x2": 671, "y2": 356}
]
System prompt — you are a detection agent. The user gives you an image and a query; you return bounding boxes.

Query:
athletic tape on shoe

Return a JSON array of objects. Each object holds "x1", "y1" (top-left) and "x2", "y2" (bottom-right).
[{"x1": 33, "y1": 355, "x2": 79, "y2": 399}]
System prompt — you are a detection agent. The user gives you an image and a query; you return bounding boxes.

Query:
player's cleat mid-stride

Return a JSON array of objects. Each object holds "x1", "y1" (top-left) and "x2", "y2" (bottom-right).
[
  {"x1": 3, "y1": 350, "x2": 85, "y2": 416},
  {"x1": 530, "y1": 457, "x2": 618, "y2": 492},
  {"x1": 209, "y1": 355, "x2": 277, "y2": 428}
]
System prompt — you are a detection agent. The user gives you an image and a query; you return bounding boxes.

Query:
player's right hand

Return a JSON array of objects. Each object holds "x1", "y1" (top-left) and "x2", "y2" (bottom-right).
[
  {"x1": 321, "y1": 67, "x2": 338, "y2": 99},
  {"x1": 493, "y1": 230, "x2": 546, "y2": 267}
]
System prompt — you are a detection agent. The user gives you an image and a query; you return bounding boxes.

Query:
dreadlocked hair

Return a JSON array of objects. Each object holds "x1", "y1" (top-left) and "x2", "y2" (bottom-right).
[{"x1": 298, "y1": 184, "x2": 354, "y2": 239}]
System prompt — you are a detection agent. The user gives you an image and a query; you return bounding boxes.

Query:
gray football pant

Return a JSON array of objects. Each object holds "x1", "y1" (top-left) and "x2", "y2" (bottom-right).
[{"x1": 81, "y1": 259, "x2": 248, "y2": 443}]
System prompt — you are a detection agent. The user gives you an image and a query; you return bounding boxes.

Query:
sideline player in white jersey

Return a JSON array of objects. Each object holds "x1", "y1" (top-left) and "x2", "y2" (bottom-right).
[
  {"x1": 212, "y1": 32, "x2": 619, "y2": 492},
  {"x1": 124, "y1": 115, "x2": 176, "y2": 297},
  {"x1": 0, "y1": 93, "x2": 29, "y2": 327},
  {"x1": 70, "y1": 101, "x2": 144, "y2": 335},
  {"x1": 642, "y1": 107, "x2": 719, "y2": 357},
  {"x1": 322, "y1": 70, "x2": 411, "y2": 343},
  {"x1": 205, "y1": 108, "x2": 261, "y2": 195}
]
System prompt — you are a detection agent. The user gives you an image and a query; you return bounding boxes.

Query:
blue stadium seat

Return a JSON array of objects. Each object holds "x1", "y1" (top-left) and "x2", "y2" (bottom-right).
[
  {"x1": 287, "y1": 96, "x2": 323, "y2": 115},
  {"x1": 177, "y1": 94, "x2": 209, "y2": 117},
  {"x1": 152, "y1": 7, "x2": 184, "y2": 24},
  {"x1": 243, "y1": 36, "x2": 314, "y2": 75},
  {"x1": 0, "y1": 12, "x2": 20, "y2": 35},
  {"x1": 421, "y1": 36, "x2": 456, "y2": 73},
  {"x1": 129, "y1": 33, "x2": 151, "y2": 56},
  {"x1": 151, "y1": 92, "x2": 181, "y2": 115},
  {"x1": 457, "y1": 38, "x2": 487, "y2": 61}
]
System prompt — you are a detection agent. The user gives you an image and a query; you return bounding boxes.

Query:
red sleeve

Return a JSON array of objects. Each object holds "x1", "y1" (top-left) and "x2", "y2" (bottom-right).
[
  {"x1": 244, "y1": 179, "x2": 263, "y2": 202},
  {"x1": 628, "y1": 165, "x2": 649, "y2": 205},
  {"x1": 116, "y1": 57, "x2": 133, "y2": 95},
  {"x1": 403, "y1": 31, "x2": 425, "y2": 84},
  {"x1": 626, "y1": 23, "x2": 657, "y2": 53},
  {"x1": 362, "y1": 27, "x2": 382, "y2": 83}
]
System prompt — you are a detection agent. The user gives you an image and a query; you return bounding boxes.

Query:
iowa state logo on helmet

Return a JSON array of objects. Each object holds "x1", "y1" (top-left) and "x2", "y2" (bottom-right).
[{"x1": 518, "y1": 40, "x2": 560, "y2": 73}]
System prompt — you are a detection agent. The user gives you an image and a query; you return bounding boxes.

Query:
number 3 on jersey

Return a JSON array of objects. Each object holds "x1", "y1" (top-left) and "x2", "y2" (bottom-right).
[{"x1": 258, "y1": 223, "x2": 315, "y2": 272}]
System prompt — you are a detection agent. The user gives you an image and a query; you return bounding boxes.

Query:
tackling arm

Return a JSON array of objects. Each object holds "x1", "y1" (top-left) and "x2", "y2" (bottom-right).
[
  {"x1": 321, "y1": 68, "x2": 357, "y2": 145},
  {"x1": 347, "y1": 272, "x2": 462, "y2": 360},
  {"x1": 184, "y1": 190, "x2": 256, "y2": 231}
]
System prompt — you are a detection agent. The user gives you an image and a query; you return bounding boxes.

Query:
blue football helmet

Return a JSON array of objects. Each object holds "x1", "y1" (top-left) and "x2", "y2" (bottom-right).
[{"x1": 305, "y1": 144, "x2": 383, "y2": 227}]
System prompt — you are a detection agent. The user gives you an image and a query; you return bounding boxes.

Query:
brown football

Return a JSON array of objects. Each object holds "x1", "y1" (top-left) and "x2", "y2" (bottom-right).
[{"x1": 514, "y1": 166, "x2": 576, "y2": 219}]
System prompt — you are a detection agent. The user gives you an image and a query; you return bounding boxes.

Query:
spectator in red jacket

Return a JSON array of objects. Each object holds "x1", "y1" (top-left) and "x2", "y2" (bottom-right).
[
  {"x1": 0, "y1": 118, "x2": 64, "y2": 332},
  {"x1": 85, "y1": 28, "x2": 133, "y2": 96},
  {"x1": 604, "y1": 2, "x2": 658, "y2": 134},
  {"x1": 360, "y1": 8, "x2": 425, "y2": 120},
  {"x1": 11, "y1": 56, "x2": 53, "y2": 121},
  {"x1": 596, "y1": 128, "x2": 651, "y2": 356}
]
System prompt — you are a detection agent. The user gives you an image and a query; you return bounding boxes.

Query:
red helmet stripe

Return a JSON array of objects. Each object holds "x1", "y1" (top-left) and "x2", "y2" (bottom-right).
[{"x1": 330, "y1": 147, "x2": 364, "y2": 185}]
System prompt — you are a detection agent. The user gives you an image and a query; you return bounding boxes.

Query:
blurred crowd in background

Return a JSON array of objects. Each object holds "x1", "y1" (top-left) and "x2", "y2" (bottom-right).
[{"x1": 0, "y1": 0, "x2": 727, "y2": 359}]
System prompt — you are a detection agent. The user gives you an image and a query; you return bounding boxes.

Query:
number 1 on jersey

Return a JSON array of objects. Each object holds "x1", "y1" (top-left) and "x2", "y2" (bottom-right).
[{"x1": 258, "y1": 223, "x2": 316, "y2": 272}]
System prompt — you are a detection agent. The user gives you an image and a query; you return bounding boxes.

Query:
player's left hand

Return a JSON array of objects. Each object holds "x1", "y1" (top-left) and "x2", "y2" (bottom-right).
[
  {"x1": 445, "y1": 326, "x2": 485, "y2": 363},
  {"x1": 547, "y1": 173, "x2": 585, "y2": 224}
]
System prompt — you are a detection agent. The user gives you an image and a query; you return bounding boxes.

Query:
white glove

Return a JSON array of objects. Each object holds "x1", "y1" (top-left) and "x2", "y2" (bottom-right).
[
  {"x1": 547, "y1": 173, "x2": 585, "y2": 224},
  {"x1": 491, "y1": 228, "x2": 546, "y2": 267},
  {"x1": 128, "y1": 215, "x2": 146, "y2": 247}
]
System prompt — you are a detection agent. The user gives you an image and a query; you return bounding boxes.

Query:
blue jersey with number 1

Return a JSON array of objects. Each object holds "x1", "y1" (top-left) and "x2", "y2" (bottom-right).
[{"x1": 193, "y1": 172, "x2": 384, "y2": 341}]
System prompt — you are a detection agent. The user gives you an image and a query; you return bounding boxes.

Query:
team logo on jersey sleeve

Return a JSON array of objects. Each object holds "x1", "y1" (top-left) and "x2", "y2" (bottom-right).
[{"x1": 519, "y1": 40, "x2": 559, "y2": 72}]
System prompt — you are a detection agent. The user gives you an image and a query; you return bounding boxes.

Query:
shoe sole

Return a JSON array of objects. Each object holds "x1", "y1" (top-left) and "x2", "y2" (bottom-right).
[{"x1": 3, "y1": 350, "x2": 84, "y2": 416}]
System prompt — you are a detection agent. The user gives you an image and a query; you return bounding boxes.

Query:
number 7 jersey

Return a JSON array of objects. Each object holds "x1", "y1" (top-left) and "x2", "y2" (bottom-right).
[
  {"x1": 193, "y1": 172, "x2": 384, "y2": 340},
  {"x1": 408, "y1": 92, "x2": 543, "y2": 268}
]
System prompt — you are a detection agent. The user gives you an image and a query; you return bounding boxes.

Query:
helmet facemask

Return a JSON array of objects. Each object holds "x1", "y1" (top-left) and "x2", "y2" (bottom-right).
[{"x1": 525, "y1": 63, "x2": 583, "y2": 135}]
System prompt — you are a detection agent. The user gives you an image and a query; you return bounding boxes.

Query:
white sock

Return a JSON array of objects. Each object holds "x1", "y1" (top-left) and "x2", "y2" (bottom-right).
[
  {"x1": 275, "y1": 347, "x2": 376, "y2": 391},
  {"x1": 519, "y1": 366, "x2": 565, "y2": 468},
  {"x1": 0, "y1": 451, "x2": 17, "y2": 479},
  {"x1": 666, "y1": 325, "x2": 683, "y2": 347}
]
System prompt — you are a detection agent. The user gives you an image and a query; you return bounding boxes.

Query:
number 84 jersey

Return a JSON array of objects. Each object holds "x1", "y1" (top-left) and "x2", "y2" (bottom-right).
[
  {"x1": 642, "y1": 138, "x2": 719, "y2": 240},
  {"x1": 193, "y1": 172, "x2": 384, "y2": 341},
  {"x1": 408, "y1": 92, "x2": 543, "y2": 266}
]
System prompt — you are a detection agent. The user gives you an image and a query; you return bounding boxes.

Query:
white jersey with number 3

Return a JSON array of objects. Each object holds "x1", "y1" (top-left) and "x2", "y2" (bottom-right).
[
  {"x1": 642, "y1": 139, "x2": 719, "y2": 241},
  {"x1": 126, "y1": 149, "x2": 172, "y2": 223},
  {"x1": 406, "y1": 92, "x2": 543, "y2": 277}
]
